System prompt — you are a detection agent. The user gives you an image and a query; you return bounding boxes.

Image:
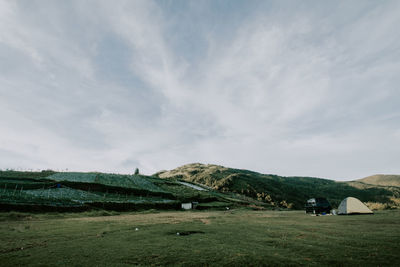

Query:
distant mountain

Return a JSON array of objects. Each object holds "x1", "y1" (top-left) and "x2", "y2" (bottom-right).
[
  {"x1": 355, "y1": 175, "x2": 400, "y2": 187},
  {"x1": 154, "y1": 163, "x2": 400, "y2": 210}
]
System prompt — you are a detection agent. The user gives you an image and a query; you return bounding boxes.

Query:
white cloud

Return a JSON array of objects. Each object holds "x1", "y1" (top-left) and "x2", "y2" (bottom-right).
[{"x1": 0, "y1": 0, "x2": 399, "y2": 180}]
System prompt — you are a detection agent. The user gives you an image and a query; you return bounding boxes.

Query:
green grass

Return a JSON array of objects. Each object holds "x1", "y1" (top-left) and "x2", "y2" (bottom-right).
[
  {"x1": 0, "y1": 171, "x2": 231, "y2": 211},
  {"x1": 0, "y1": 209, "x2": 399, "y2": 266},
  {"x1": 0, "y1": 188, "x2": 174, "y2": 206},
  {"x1": 0, "y1": 170, "x2": 55, "y2": 179},
  {"x1": 48, "y1": 173, "x2": 164, "y2": 192}
]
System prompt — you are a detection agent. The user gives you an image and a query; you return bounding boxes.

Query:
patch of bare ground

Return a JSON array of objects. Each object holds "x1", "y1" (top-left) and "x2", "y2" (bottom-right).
[
  {"x1": 66, "y1": 211, "x2": 219, "y2": 225},
  {"x1": 199, "y1": 218, "x2": 211, "y2": 224}
]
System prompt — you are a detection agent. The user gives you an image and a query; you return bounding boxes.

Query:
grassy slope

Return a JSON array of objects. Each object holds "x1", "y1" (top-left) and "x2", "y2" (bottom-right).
[
  {"x1": 155, "y1": 163, "x2": 400, "y2": 209},
  {"x1": 2, "y1": 166, "x2": 399, "y2": 212},
  {"x1": 355, "y1": 174, "x2": 400, "y2": 187},
  {"x1": 0, "y1": 209, "x2": 399, "y2": 266},
  {"x1": 0, "y1": 170, "x2": 242, "y2": 211}
]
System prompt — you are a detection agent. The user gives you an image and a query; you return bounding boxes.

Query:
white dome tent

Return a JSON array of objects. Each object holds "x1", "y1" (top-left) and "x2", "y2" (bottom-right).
[{"x1": 338, "y1": 197, "x2": 373, "y2": 215}]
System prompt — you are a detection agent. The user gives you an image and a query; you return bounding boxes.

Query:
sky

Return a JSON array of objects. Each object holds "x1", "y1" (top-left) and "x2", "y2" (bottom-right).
[{"x1": 0, "y1": 0, "x2": 399, "y2": 181}]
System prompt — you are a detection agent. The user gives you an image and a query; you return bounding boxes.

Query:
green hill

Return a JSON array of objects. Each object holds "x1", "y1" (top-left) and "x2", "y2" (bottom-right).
[
  {"x1": 154, "y1": 163, "x2": 400, "y2": 210},
  {"x1": 0, "y1": 170, "x2": 245, "y2": 212},
  {"x1": 2, "y1": 165, "x2": 399, "y2": 212}
]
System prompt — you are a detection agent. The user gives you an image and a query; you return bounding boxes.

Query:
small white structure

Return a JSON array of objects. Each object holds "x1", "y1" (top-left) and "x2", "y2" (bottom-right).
[
  {"x1": 181, "y1": 203, "x2": 192, "y2": 210},
  {"x1": 181, "y1": 202, "x2": 199, "y2": 210}
]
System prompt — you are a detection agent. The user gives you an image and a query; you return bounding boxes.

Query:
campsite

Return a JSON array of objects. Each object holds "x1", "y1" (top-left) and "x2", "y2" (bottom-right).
[
  {"x1": 2, "y1": 0, "x2": 400, "y2": 266},
  {"x1": 1, "y1": 167, "x2": 400, "y2": 266}
]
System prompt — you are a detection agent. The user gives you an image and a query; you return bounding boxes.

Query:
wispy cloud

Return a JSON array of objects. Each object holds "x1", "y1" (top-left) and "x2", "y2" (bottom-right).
[{"x1": 0, "y1": 0, "x2": 399, "y2": 179}]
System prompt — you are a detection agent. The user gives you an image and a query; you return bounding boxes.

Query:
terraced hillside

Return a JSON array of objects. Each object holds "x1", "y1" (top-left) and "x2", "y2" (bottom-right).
[
  {"x1": 0, "y1": 170, "x2": 244, "y2": 212},
  {"x1": 2, "y1": 165, "x2": 399, "y2": 212},
  {"x1": 155, "y1": 163, "x2": 400, "y2": 209}
]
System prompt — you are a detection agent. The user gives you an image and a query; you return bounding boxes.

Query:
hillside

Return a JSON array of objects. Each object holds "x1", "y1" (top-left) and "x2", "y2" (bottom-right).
[
  {"x1": 2, "y1": 166, "x2": 399, "y2": 212},
  {"x1": 355, "y1": 174, "x2": 400, "y2": 187},
  {"x1": 0, "y1": 170, "x2": 247, "y2": 212},
  {"x1": 154, "y1": 163, "x2": 400, "y2": 209}
]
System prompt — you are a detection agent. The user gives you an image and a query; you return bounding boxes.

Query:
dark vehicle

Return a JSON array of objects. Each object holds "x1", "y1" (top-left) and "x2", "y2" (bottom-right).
[{"x1": 305, "y1": 198, "x2": 332, "y2": 214}]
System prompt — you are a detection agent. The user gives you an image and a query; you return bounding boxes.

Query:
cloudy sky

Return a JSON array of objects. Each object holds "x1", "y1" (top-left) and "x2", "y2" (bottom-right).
[{"x1": 1, "y1": 0, "x2": 399, "y2": 180}]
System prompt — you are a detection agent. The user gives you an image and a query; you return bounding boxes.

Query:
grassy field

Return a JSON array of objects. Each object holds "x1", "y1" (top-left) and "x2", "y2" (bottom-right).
[{"x1": 0, "y1": 209, "x2": 399, "y2": 266}]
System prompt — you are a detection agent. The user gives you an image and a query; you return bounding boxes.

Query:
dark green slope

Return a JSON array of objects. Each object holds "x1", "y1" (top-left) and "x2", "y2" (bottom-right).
[
  {"x1": 155, "y1": 163, "x2": 400, "y2": 209},
  {"x1": 0, "y1": 170, "x2": 241, "y2": 212},
  {"x1": 2, "y1": 165, "x2": 399, "y2": 212}
]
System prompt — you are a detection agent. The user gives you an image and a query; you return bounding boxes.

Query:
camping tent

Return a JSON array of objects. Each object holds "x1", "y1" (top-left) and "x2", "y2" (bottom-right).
[{"x1": 338, "y1": 197, "x2": 373, "y2": 215}]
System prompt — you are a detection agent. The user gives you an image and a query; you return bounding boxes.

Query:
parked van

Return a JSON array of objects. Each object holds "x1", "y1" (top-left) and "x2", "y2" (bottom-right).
[{"x1": 305, "y1": 198, "x2": 332, "y2": 214}]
